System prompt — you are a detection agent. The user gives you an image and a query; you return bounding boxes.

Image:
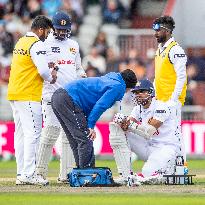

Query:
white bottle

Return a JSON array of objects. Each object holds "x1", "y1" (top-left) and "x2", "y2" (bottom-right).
[{"x1": 175, "y1": 156, "x2": 185, "y2": 184}]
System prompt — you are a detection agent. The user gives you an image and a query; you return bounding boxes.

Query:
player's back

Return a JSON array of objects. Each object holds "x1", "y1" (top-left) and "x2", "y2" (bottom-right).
[{"x1": 64, "y1": 72, "x2": 126, "y2": 117}]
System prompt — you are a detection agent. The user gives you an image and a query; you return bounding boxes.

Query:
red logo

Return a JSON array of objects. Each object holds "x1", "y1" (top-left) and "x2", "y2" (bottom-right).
[{"x1": 57, "y1": 59, "x2": 75, "y2": 65}]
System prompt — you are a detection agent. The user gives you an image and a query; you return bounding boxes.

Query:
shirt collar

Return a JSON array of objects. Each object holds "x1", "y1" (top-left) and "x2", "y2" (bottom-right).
[
  {"x1": 25, "y1": 31, "x2": 40, "y2": 40},
  {"x1": 158, "y1": 37, "x2": 175, "y2": 50}
]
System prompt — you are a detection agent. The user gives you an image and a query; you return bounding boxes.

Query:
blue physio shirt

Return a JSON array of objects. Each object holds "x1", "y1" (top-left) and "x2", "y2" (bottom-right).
[{"x1": 64, "y1": 72, "x2": 126, "y2": 128}]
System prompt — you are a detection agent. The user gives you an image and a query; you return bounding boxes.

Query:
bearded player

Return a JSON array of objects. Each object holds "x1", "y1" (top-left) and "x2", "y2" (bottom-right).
[
  {"x1": 153, "y1": 16, "x2": 187, "y2": 162},
  {"x1": 35, "y1": 11, "x2": 86, "y2": 184},
  {"x1": 109, "y1": 79, "x2": 183, "y2": 185}
]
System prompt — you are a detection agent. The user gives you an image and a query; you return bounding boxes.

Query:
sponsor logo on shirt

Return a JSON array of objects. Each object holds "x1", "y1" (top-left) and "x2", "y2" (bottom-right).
[
  {"x1": 69, "y1": 47, "x2": 76, "y2": 55},
  {"x1": 51, "y1": 47, "x2": 60, "y2": 53},
  {"x1": 57, "y1": 59, "x2": 75, "y2": 65},
  {"x1": 174, "y1": 54, "x2": 186, "y2": 58},
  {"x1": 13, "y1": 48, "x2": 29, "y2": 56},
  {"x1": 36, "y1": 50, "x2": 46, "y2": 55},
  {"x1": 155, "y1": 110, "x2": 166, "y2": 113}
]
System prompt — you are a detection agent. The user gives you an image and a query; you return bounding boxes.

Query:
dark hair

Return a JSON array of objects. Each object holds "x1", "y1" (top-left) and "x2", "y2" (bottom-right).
[
  {"x1": 153, "y1": 15, "x2": 175, "y2": 32},
  {"x1": 120, "y1": 69, "x2": 137, "y2": 89},
  {"x1": 31, "y1": 15, "x2": 53, "y2": 30}
]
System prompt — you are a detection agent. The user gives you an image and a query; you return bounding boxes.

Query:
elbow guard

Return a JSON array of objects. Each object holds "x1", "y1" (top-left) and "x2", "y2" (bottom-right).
[{"x1": 128, "y1": 121, "x2": 157, "y2": 139}]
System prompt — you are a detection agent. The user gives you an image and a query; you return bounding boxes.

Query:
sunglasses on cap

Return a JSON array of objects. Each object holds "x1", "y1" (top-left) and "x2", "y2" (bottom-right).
[{"x1": 152, "y1": 23, "x2": 171, "y2": 31}]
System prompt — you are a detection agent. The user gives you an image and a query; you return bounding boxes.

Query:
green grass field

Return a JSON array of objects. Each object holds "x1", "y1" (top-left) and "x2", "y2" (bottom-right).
[{"x1": 0, "y1": 159, "x2": 205, "y2": 205}]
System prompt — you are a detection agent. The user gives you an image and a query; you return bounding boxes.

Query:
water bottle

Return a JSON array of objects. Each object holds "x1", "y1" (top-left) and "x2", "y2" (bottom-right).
[
  {"x1": 184, "y1": 161, "x2": 189, "y2": 184},
  {"x1": 175, "y1": 156, "x2": 184, "y2": 184},
  {"x1": 184, "y1": 162, "x2": 189, "y2": 175}
]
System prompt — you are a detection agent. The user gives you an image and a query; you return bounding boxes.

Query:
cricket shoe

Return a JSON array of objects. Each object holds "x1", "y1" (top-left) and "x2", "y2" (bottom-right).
[
  {"x1": 143, "y1": 173, "x2": 165, "y2": 185},
  {"x1": 114, "y1": 175, "x2": 128, "y2": 186},
  {"x1": 16, "y1": 174, "x2": 27, "y2": 185},
  {"x1": 57, "y1": 177, "x2": 69, "y2": 184},
  {"x1": 30, "y1": 174, "x2": 49, "y2": 186},
  {"x1": 114, "y1": 174, "x2": 142, "y2": 186},
  {"x1": 16, "y1": 175, "x2": 35, "y2": 185},
  {"x1": 127, "y1": 174, "x2": 142, "y2": 187}
]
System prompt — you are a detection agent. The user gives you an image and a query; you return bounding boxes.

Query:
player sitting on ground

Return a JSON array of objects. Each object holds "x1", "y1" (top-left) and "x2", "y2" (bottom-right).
[{"x1": 109, "y1": 79, "x2": 184, "y2": 186}]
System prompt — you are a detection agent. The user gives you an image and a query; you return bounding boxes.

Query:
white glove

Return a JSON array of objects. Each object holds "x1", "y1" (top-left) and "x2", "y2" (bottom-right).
[{"x1": 113, "y1": 113, "x2": 128, "y2": 124}]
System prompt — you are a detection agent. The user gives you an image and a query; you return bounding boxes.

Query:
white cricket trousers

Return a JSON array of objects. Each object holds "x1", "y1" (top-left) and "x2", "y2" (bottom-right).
[
  {"x1": 175, "y1": 101, "x2": 186, "y2": 161},
  {"x1": 10, "y1": 101, "x2": 42, "y2": 177},
  {"x1": 167, "y1": 101, "x2": 186, "y2": 161},
  {"x1": 127, "y1": 132, "x2": 180, "y2": 177}
]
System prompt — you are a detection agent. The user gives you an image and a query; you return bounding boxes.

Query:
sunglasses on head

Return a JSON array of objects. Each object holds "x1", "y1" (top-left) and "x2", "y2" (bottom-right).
[{"x1": 152, "y1": 23, "x2": 171, "y2": 31}]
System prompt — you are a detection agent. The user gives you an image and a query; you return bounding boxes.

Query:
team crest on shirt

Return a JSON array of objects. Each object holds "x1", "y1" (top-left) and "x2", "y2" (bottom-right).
[{"x1": 69, "y1": 47, "x2": 76, "y2": 55}]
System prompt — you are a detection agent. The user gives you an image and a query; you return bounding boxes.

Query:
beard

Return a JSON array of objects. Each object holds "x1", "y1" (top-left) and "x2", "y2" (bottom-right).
[
  {"x1": 39, "y1": 35, "x2": 46, "y2": 41},
  {"x1": 53, "y1": 31, "x2": 69, "y2": 41},
  {"x1": 39, "y1": 31, "x2": 47, "y2": 42},
  {"x1": 156, "y1": 35, "x2": 167, "y2": 43},
  {"x1": 39, "y1": 36, "x2": 45, "y2": 41}
]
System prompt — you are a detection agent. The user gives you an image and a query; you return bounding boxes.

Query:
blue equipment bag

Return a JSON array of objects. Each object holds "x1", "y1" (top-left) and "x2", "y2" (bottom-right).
[{"x1": 68, "y1": 167, "x2": 117, "y2": 187}]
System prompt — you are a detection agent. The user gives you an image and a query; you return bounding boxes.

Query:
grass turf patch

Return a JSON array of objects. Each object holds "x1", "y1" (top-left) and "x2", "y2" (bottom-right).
[
  {"x1": 0, "y1": 159, "x2": 204, "y2": 178},
  {"x1": 0, "y1": 193, "x2": 205, "y2": 205}
]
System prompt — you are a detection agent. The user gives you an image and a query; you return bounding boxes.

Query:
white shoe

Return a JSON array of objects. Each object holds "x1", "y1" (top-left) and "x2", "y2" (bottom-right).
[
  {"x1": 143, "y1": 174, "x2": 165, "y2": 185},
  {"x1": 16, "y1": 175, "x2": 27, "y2": 185},
  {"x1": 31, "y1": 174, "x2": 49, "y2": 186},
  {"x1": 127, "y1": 175, "x2": 142, "y2": 187},
  {"x1": 114, "y1": 175, "x2": 128, "y2": 185},
  {"x1": 15, "y1": 175, "x2": 33, "y2": 185},
  {"x1": 57, "y1": 177, "x2": 69, "y2": 184}
]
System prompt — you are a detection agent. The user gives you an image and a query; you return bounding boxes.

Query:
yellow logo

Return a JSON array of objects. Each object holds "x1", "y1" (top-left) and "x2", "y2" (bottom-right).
[
  {"x1": 60, "y1": 20, "x2": 67, "y2": 26},
  {"x1": 70, "y1": 47, "x2": 76, "y2": 54}
]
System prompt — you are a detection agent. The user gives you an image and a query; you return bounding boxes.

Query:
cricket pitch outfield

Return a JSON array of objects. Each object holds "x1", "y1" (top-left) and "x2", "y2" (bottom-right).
[{"x1": 0, "y1": 160, "x2": 205, "y2": 205}]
